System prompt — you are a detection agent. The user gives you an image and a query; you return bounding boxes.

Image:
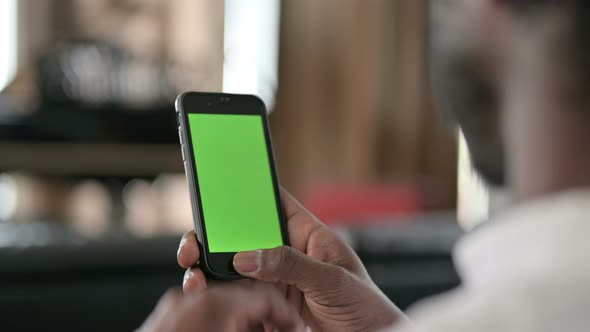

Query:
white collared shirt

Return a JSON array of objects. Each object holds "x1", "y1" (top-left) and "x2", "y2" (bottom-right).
[{"x1": 391, "y1": 190, "x2": 590, "y2": 332}]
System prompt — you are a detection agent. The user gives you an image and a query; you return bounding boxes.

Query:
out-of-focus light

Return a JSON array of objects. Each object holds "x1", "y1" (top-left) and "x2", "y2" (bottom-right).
[
  {"x1": 152, "y1": 174, "x2": 193, "y2": 234},
  {"x1": 0, "y1": 174, "x2": 18, "y2": 221},
  {"x1": 0, "y1": 0, "x2": 17, "y2": 92},
  {"x1": 457, "y1": 130, "x2": 490, "y2": 230},
  {"x1": 67, "y1": 180, "x2": 112, "y2": 238},
  {"x1": 123, "y1": 179, "x2": 160, "y2": 238},
  {"x1": 223, "y1": 0, "x2": 280, "y2": 111}
]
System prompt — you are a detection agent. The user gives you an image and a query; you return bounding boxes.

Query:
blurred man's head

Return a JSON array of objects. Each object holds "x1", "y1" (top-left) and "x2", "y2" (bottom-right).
[{"x1": 430, "y1": 0, "x2": 590, "y2": 199}]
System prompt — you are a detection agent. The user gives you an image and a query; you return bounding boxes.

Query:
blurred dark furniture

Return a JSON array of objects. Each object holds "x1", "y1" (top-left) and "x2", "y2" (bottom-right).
[
  {"x1": 0, "y1": 215, "x2": 462, "y2": 331},
  {"x1": 0, "y1": 231, "x2": 181, "y2": 332},
  {"x1": 354, "y1": 213, "x2": 462, "y2": 309}
]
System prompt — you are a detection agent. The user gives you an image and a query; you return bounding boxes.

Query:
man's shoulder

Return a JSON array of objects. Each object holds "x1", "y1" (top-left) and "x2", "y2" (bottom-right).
[
  {"x1": 395, "y1": 269, "x2": 590, "y2": 332},
  {"x1": 393, "y1": 190, "x2": 590, "y2": 332}
]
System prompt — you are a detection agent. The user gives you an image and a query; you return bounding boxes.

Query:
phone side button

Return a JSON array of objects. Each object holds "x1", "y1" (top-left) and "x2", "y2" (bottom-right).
[
  {"x1": 183, "y1": 161, "x2": 189, "y2": 180},
  {"x1": 181, "y1": 145, "x2": 186, "y2": 161}
]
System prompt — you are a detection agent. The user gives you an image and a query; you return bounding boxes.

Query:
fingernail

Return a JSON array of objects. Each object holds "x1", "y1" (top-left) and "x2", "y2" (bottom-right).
[
  {"x1": 177, "y1": 238, "x2": 187, "y2": 257},
  {"x1": 233, "y1": 250, "x2": 262, "y2": 273},
  {"x1": 183, "y1": 268, "x2": 193, "y2": 286}
]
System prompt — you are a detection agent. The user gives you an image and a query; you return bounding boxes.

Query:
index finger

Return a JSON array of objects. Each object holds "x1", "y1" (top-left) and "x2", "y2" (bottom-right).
[
  {"x1": 280, "y1": 189, "x2": 324, "y2": 251},
  {"x1": 177, "y1": 230, "x2": 200, "y2": 269}
]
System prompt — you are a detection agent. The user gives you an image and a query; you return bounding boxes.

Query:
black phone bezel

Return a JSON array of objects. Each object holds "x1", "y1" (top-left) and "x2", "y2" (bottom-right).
[{"x1": 175, "y1": 92, "x2": 290, "y2": 280}]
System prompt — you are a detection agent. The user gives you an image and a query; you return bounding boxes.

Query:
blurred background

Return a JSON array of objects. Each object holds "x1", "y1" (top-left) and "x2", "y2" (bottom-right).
[{"x1": 0, "y1": 0, "x2": 472, "y2": 330}]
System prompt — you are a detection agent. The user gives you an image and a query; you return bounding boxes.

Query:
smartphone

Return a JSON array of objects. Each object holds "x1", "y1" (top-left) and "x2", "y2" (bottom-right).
[{"x1": 175, "y1": 92, "x2": 289, "y2": 280}]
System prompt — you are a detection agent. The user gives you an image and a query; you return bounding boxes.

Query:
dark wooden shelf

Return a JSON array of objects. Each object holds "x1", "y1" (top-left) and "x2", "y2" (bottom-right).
[
  {"x1": 0, "y1": 104, "x2": 183, "y2": 176},
  {"x1": 0, "y1": 104, "x2": 178, "y2": 144},
  {"x1": 0, "y1": 142, "x2": 182, "y2": 176}
]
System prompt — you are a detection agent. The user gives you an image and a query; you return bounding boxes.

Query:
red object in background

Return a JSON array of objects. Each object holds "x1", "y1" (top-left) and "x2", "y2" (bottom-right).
[{"x1": 302, "y1": 184, "x2": 429, "y2": 226}]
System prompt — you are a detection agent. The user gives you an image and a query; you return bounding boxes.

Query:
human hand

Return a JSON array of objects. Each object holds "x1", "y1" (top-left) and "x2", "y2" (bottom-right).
[
  {"x1": 177, "y1": 190, "x2": 404, "y2": 331},
  {"x1": 139, "y1": 284, "x2": 305, "y2": 332}
]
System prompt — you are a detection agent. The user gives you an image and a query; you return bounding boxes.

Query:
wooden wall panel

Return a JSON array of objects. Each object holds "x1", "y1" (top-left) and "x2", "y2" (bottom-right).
[
  {"x1": 272, "y1": 0, "x2": 457, "y2": 208},
  {"x1": 272, "y1": 0, "x2": 383, "y2": 190}
]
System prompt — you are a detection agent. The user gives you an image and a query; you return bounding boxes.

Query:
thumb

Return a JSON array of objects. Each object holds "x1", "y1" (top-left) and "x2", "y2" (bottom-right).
[{"x1": 233, "y1": 246, "x2": 345, "y2": 293}]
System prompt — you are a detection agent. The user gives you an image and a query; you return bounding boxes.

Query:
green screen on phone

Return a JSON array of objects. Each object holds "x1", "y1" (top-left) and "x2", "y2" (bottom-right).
[{"x1": 188, "y1": 113, "x2": 283, "y2": 253}]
